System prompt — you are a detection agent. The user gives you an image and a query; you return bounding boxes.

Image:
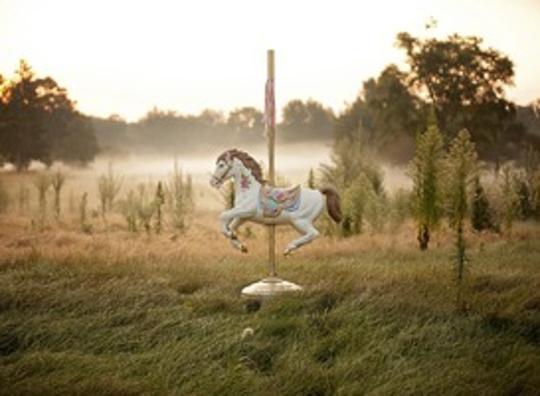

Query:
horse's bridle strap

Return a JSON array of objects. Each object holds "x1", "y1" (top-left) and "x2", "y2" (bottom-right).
[{"x1": 212, "y1": 161, "x2": 232, "y2": 185}]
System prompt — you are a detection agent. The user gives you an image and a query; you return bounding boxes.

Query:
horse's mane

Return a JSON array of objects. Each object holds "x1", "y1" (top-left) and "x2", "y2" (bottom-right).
[{"x1": 217, "y1": 149, "x2": 265, "y2": 184}]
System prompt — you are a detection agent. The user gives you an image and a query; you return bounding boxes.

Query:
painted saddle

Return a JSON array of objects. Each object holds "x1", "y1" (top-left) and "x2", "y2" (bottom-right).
[{"x1": 260, "y1": 184, "x2": 302, "y2": 217}]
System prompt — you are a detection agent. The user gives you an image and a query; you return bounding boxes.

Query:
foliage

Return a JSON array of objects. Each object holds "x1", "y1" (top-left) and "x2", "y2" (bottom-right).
[
  {"x1": 341, "y1": 175, "x2": 369, "y2": 236},
  {"x1": 321, "y1": 138, "x2": 385, "y2": 236},
  {"x1": 409, "y1": 111, "x2": 445, "y2": 250},
  {"x1": 396, "y1": 32, "x2": 524, "y2": 167},
  {"x1": 443, "y1": 129, "x2": 478, "y2": 309},
  {"x1": 389, "y1": 188, "x2": 412, "y2": 229},
  {"x1": 443, "y1": 130, "x2": 478, "y2": 228},
  {"x1": 333, "y1": 66, "x2": 422, "y2": 164},
  {"x1": 471, "y1": 177, "x2": 498, "y2": 233},
  {"x1": 0, "y1": 60, "x2": 98, "y2": 169}
]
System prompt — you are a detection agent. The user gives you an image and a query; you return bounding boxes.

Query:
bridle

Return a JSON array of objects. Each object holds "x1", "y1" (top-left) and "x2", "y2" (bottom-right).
[{"x1": 211, "y1": 159, "x2": 233, "y2": 186}]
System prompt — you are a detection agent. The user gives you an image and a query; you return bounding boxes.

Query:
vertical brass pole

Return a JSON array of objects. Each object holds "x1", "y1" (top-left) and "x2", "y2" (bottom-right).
[{"x1": 267, "y1": 49, "x2": 276, "y2": 277}]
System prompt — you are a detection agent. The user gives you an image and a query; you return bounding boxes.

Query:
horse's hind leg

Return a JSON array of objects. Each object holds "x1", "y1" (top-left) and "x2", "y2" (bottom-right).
[
  {"x1": 229, "y1": 217, "x2": 248, "y2": 253},
  {"x1": 284, "y1": 219, "x2": 320, "y2": 256}
]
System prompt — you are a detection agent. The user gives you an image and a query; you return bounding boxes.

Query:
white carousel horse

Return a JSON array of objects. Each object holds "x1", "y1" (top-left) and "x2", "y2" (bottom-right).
[{"x1": 210, "y1": 149, "x2": 342, "y2": 256}]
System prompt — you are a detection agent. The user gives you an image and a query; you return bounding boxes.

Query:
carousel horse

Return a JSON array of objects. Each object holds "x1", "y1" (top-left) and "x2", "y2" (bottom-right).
[{"x1": 210, "y1": 149, "x2": 342, "y2": 256}]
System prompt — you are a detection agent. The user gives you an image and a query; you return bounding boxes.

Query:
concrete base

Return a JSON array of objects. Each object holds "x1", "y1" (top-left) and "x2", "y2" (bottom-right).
[{"x1": 241, "y1": 277, "x2": 303, "y2": 297}]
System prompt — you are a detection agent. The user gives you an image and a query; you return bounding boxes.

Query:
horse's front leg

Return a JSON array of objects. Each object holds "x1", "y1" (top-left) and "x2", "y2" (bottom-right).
[
  {"x1": 229, "y1": 217, "x2": 248, "y2": 253},
  {"x1": 219, "y1": 208, "x2": 254, "y2": 249}
]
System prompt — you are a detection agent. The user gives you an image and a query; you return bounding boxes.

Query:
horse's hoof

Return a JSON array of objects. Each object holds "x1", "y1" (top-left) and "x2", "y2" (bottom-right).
[{"x1": 283, "y1": 249, "x2": 292, "y2": 257}]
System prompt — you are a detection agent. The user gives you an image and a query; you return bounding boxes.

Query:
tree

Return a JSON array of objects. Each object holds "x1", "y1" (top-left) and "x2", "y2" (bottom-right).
[
  {"x1": 361, "y1": 65, "x2": 423, "y2": 162},
  {"x1": 410, "y1": 111, "x2": 445, "y2": 250},
  {"x1": 0, "y1": 60, "x2": 99, "y2": 169},
  {"x1": 0, "y1": 60, "x2": 51, "y2": 169},
  {"x1": 443, "y1": 129, "x2": 478, "y2": 309},
  {"x1": 396, "y1": 32, "x2": 524, "y2": 168},
  {"x1": 332, "y1": 66, "x2": 423, "y2": 164}
]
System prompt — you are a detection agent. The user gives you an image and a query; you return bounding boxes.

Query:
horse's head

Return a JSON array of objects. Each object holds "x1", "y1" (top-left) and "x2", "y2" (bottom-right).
[
  {"x1": 210, "y1": 149, "x2": 264, "y2": 188},
  {"x1": 210, "y1": 151, "x2": 236, "y2": 188}
]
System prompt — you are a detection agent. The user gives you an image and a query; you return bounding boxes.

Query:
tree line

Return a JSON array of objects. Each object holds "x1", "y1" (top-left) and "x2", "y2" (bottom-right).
[
  {"x1": 2, "y1": 30, "x2": 540, "y2": 169},
  {"x1": 92, "y1": 99, "x2": 335, "y2": 156}
]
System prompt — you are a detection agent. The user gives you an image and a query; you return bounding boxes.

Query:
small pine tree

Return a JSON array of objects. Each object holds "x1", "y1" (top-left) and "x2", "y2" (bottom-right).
[
  {"x1": 409, "y1": 110, "x2": 445, "y2": 250},
  {"x1": 444, "y1": 129, "x2": 478, "y2": 310}
]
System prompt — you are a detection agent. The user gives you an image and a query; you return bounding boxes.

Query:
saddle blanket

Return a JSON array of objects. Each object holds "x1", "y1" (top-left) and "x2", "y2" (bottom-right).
[{"x1": 260, "y1": 184, "x2": 301, "y2": 217}]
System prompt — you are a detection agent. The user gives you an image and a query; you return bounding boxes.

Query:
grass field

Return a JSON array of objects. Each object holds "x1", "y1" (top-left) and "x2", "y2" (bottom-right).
[{"x1": 0, "y1": 207, "x2": 539, "y2": 395}]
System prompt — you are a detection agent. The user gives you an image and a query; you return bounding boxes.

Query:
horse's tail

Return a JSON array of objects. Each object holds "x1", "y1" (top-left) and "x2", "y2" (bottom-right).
[{"x1": 320, "y1": 188, "x2": 342, "y2": 223}]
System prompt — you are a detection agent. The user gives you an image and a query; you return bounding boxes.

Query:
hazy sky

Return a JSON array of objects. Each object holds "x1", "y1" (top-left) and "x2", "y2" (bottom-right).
[{"x1": 1, "y1": 0, "x2": 539, "y2": 121}]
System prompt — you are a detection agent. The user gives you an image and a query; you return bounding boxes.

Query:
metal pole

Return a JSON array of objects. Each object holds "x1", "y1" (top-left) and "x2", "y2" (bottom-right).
[{"x1": 267, "y1": 49, "x2": 276, "y2": 277}]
